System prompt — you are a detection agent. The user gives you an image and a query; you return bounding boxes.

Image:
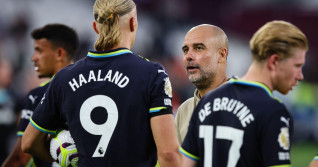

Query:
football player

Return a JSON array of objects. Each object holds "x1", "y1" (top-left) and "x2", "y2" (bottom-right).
[
  {"x1": 21, "y1": 0, "x2": 181, "y2": 166},
  {"x1": 2, "y1": 24, "x2": 78, "y2": 167}
]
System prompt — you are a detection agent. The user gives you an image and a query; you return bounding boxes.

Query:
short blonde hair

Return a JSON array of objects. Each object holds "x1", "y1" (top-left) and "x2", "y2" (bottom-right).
[
  {"x1": 250, "y1": 20, "x2": 308, "y2": 61},
  {"x1": 93, "y1": 0, "x2": 136, "y2": 51}
]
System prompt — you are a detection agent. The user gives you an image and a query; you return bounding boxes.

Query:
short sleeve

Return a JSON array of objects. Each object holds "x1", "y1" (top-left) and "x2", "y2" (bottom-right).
[
  {"x1": 259, "y1": 104, "x2": 292, "y2": 166},
  {"x1": 30, "y1": 78, "x2": 63, "y2": 135},
  {"x1": 148, "y1": 64, "x2": 173, "y2": 117},
  {"x1": 16, "y1": 93, "x2": 33, "y2": 136}
]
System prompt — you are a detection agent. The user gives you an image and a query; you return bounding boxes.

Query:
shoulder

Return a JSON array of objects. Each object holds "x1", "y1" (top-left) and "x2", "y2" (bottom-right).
[
  {"x1": 50, "y1": 63, "x2": 77, "y2": 84},
  {"x1": 176, "y1": 97, "x2": 195, "y2": 118},
  {"x1": 178, "y1": 97, "x2": 195, "y2": 111},
  {"x1": 264, "y1": 99, "x2": 289, "y2": 116},
  {"x1": 128, "y1": 53, "x2": 167, "y2": 71},
  {"x1": 28, "y1": 83, "x2": 49, "y2": 95}
]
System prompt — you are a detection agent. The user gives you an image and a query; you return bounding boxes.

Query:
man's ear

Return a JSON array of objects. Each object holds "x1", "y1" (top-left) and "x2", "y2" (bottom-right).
[
  {"x1": 267, "y1": 54, "x2": 279, "y2": 71},
  {"x1": 218, "y1": 48, "x2": 228, "y2": 63},
  {"x1": 92, "y1": 21, "x2": 99, "y2": 34},
  {"x1": 56, "y1": 48, "x2": 67, "y2": 61},
  {"x1": 129, "y1": 17, "x2": 136, "y2": 32}
]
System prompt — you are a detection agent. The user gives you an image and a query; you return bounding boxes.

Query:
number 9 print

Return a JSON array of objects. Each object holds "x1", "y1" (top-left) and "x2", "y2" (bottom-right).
[{"x1": 80, "y1": 95, "x2": 118, "y2": 157}]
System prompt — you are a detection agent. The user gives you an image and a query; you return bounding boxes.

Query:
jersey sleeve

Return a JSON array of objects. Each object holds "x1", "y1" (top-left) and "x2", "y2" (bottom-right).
[
  {"x1": 259, "y1": 103, "x2": 292, "y2": 166},
  {"x1": 16, "y1": 93, "x2": 33, "y2": 136},
  {"x1": 179, "y1": 100, "x2": 201, "y2": 162},
  {"x1": 30, "y1": 78, "x2": 62, "y2": 135},
  {"x1": 148, "y1": 64, "x2": 173, "y2": 117}
]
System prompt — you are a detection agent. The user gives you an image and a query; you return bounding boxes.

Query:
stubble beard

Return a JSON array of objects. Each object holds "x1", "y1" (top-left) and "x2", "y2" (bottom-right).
[{"x1": 188, "y1": 70, "x2": 216, "y2": 91}]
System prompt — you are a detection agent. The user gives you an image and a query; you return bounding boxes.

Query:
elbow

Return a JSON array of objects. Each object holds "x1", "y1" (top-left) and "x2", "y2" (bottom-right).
[
  {"x1": 21, "y1": 137, "x2": 33, "y2": 154},
  {"x1": 158, "y1": 150, "x2": 182, "y2": 166}
]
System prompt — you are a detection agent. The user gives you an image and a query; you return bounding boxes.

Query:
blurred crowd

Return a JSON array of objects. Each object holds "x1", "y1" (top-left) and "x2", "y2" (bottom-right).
[{"x1": 0, "y1": 0, "x2": 318, "y2": 163}]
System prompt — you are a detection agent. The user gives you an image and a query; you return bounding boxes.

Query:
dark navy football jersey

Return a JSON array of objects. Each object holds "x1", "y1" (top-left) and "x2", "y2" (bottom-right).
[
  {"x1": 181, "y1": 79, "x2": 293, "y2": 167},
  {"x1": 31, "y1": 48, "x2": 173, "y2": 166},
  {"x1": 17, "y1": 81, "x2": 50, "y2": 135},
  {"x1": 17, "y1": 80, "x2": 52, "y2": 167}
]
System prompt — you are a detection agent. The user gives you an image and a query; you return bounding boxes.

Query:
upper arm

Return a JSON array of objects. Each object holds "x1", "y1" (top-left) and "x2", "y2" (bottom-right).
[
  {"x1": 21, "y1": 122, "x2": 47, "y2": 153},
  {"x1": 151, "y1": 114, "x2": 182, "y2": 167},
  {"x1": 309, "y1": 155, "x2": 318, "y2": 167},
  {"x1": 151, "y1": 114, "x2": 180, "y2": 151},
  {"x1": 182, "y1": 154, "x2": 198, "y2": 167},
  {"x1": 260, "y1": 105, "x2": 292, "y2": 166},
  {"x1": 21, "y1": 123, "x2": 54, "y2": 162}
]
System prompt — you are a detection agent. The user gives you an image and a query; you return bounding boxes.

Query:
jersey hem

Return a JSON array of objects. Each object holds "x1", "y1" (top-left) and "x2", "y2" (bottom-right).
[
  {"x1": 179, "y1": 147, "x2": 199, "y2": 161},
  {"x1": 30, "y1": 118, "x2": 56, "y2": 135}
]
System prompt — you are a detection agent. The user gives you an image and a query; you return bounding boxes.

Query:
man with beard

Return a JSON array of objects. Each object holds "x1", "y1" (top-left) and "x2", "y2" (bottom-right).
[{"x1": 175, "y1": 24, "x2": 230, "y2": 144}]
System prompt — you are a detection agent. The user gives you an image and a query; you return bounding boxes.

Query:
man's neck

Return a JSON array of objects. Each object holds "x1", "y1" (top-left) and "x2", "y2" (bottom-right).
[
  {"x1": 241, "y1": 63, "x2": 273, "y2": 92},
  {"x1": 198, "y1": 76, "x2": 228, "y2": 97}
]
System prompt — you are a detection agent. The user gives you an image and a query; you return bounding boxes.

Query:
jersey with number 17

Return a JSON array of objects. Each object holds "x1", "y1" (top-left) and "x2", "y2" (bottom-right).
[
  {"x1": 31, "y1": 48, "x2": 173, "y2": 166},
  {"x1": 181, "y1": 79, "x2": 293, "y2": 167}
]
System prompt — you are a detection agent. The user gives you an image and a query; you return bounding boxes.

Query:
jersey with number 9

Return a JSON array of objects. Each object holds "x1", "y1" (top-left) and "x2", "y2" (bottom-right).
[{"x1": 30, "y1": 48, "x2": 173, "y2": 166}]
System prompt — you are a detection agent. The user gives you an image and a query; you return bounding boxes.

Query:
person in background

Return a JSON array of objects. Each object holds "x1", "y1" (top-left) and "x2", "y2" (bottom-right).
[
  {"x1": 181, "y1": 20, "x2": 308, "y2": 167},
  {"x1": 21, "y1": 0, "x2": 181, "y2": 166},
  {"x1": 0, "y1": 58, "x2": 23, "y2": 164},
  {"x1": 175, "y1": 24, "x2": 229, "y2": 143},
  {"x1": 2, "y1": 23, "x2": 79, "y2": 167}
]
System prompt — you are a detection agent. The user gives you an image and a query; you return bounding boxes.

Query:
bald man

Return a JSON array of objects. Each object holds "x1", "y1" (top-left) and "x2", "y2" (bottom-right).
[{"x1": 175, "y1": 24, "x2": 229, "y2": 143}]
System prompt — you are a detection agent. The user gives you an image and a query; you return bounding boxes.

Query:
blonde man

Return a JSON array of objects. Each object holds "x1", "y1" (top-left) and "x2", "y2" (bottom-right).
[
  {"x1": 21, "y1": 0, "x2": 181, "y2": 166},
  {"x1": 181, "y1": 20, "x2": 308, "y2": 167}
]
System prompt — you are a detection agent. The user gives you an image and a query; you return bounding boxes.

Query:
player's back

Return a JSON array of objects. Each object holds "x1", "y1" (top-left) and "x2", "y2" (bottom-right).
[
  {"x1": 182, "y1": 79, "x2": 292, "y2": 167},
  {"x1": 48, "y1": 48, "x2": 171, "y2": 166}
]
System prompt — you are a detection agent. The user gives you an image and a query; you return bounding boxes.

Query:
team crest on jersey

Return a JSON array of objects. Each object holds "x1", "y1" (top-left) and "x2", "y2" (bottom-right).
[
  {"x1": 278, "y1": 127, "x2": 289, "y2": 150},
  {"x1": 164, "y1": 77, "x2": 172, "y2": 98}
]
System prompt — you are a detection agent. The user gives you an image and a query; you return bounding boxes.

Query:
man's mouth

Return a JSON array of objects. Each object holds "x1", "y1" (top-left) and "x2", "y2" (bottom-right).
[{"x1": 187, "y1": 65, "x2": 199, "y2": 72}]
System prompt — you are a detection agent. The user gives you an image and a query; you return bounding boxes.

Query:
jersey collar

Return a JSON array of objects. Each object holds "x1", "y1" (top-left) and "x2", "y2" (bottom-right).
[
  {"x1": 229, "y1": 78, "x2": 273, "y2": 97},
  {"x1": 229, "y1": 79, "x2": 282, "y2": 103},
  {"x1": 87, "y1": 48, "x2": 132, "y2": 58},
  {"x1": 39, "y1": 75, "x2": 55, "y2": 87}
]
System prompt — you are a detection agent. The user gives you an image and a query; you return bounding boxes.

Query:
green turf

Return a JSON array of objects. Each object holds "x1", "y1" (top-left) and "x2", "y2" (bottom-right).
[{"x1": 291, "y1": 141, "x2": 318, "y2": 167}]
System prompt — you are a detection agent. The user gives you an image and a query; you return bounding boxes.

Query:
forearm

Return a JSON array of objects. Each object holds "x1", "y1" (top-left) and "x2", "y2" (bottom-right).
[
  {"x1": 1, "y1": 137, "x2": 31, "y2": 167},
  {"x1": 24, "y1": 135, "x2": 53, "y2": 162}
]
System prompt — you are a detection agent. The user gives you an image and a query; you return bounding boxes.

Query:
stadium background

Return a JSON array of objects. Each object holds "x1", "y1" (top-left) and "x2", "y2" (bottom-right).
[{"x1": 0, "y1": 0, "x2": 317, "y2": 166}]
